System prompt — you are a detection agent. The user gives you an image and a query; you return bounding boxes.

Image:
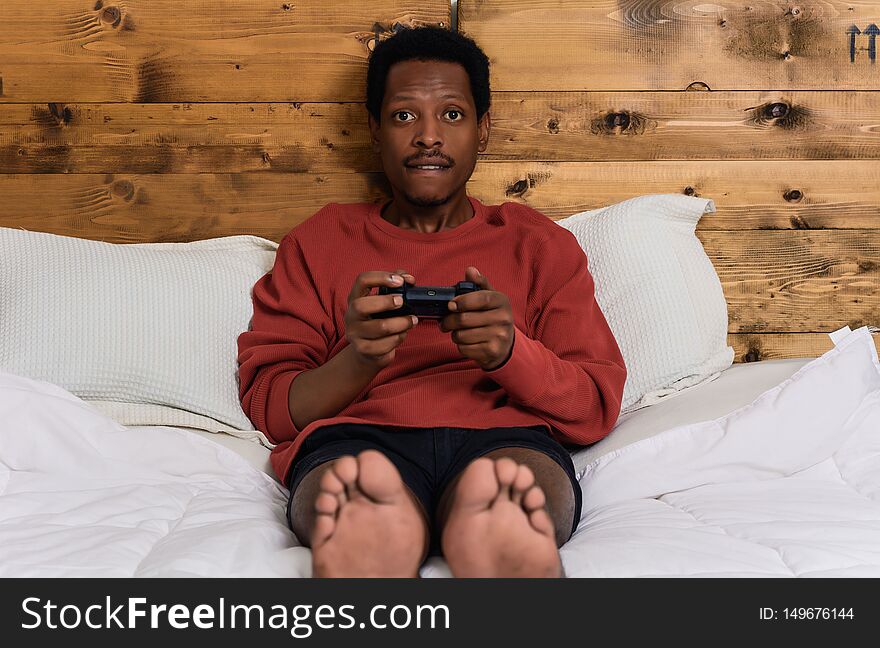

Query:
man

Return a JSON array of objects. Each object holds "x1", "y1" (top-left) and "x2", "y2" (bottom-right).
[{"x1": 237, "y1": 26, "x2": 627, "y2": 577}]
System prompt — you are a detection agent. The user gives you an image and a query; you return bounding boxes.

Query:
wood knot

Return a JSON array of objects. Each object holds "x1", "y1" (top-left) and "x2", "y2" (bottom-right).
[
  {"x1": 782, "y1": 51, "x2": 792, "y2": 60},
  {"x1": 547, "y1": 117, "x2": 560, "y2": 134},
  {"x1": 111, "y1": 180, "x2": 135, "y2": 200},
  {"x1": 719, "y1": 19, "x2": 727, "y2": 27},
  {"x1": 604, "y1": 112, "x2": 630, "y2": 129},
  {"x1": 749, "y1": 101, "x2": 810, "y2": 131},
  {"x1": 48, "y1": 103, "x2": 73, "y2": 125},
  {"x1": 683, "y1": 186, "x2": 696, "y2": 196},
  {"x1": 783, "y1": 189, "x2": 803, "y2": 202},
  {"x1": 592, "y1": 110, "x2": 647, "y2": 135},
  {"x1": 685, "y1": 81, "x2": 711, "y2": 92},
  {"x1": 765, "y1": 102, "x2": 789, "y2": 119},
  {"x1": 743, "y1": 348, "x2": 761, "y2": 363},
  {"x1": 94, "y1": 1, "x2": 104, "y2": 9},
  {"x1": 282, "y1": 3, "x2": 292, "y2": 10},
  {"x1": 505, "y1": 179, "x2": 529, "y2": 197},
  {"x1": 789, "y1": 214, "x2": 810, "y2": 229},
  {"x1": 100, "y1": 6, "x2": 122, "y2": 27}
]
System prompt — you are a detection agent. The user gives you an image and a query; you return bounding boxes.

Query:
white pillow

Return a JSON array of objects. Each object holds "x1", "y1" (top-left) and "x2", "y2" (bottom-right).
[
  {"x1": 556, "y1": 194, "x2": 734, "y2": 414},
  {"x1": 0, "y1": 227, "x2": 278, "y2": 446}
]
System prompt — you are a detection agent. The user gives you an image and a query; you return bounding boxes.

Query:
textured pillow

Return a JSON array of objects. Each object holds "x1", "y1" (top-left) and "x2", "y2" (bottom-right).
[
  {"x1": 555, "y1": 194, "x2": 734, "y2": 414},
  {"x1": 0, "y1": 227, "x2": 277, "y2": 446}
]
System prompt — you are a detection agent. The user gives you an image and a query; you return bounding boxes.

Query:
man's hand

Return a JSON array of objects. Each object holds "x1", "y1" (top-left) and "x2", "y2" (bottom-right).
[
  {"x1": 344, "y1": 269, "x2": 418, "y2": 370},
  {"x1": 439, "y1": 266, "x2": 514, "y2": 370}
]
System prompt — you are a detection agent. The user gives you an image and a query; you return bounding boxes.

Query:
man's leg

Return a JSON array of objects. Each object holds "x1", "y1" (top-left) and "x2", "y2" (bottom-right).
[
  {"x1": 435, "y1": 447, "x2": 577, "y2": 577},
  {"x1": 289, "y1": 450, "x2": 432, "y2": 577}
]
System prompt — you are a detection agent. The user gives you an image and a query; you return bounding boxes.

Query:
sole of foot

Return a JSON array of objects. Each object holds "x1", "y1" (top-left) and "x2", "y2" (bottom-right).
[
  {"x1": 311, "y1": 449, "x2": 427, "y2": 577},
  {"x1": 441, "y1": 456, "x2": 563, "y2": 578}
]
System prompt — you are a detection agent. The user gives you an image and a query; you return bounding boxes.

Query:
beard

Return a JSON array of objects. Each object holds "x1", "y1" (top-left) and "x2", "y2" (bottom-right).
[{"x1": 402, "y1": 189, "x2": 453, "y2": 208}]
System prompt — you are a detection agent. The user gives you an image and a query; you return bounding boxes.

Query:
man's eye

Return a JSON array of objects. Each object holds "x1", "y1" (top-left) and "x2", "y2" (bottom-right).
[
  {"x1": 446, "y1": 110, "x2": 462, "y2": 120},
  {"x1": 394, "y1": 111, "x2": 413, "y2": 122}
]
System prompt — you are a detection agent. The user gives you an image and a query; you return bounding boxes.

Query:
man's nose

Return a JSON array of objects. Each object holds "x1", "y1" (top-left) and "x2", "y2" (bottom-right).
[{"x1": 414, "y1": 116, "x2": 443, "y2": 148}]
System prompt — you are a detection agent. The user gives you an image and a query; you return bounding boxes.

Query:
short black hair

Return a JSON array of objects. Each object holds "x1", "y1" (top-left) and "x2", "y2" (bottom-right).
[{"x1": 366, "y1": 25, "x2": 491, "y2": 124}]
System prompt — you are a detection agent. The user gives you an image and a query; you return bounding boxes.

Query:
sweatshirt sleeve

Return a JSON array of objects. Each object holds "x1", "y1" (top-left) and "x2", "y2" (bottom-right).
[
  {"x1": 484, "y1": 228, "x2": 627, "y2": 446},
  {"x1": 237, "y1": 232, "x2": 335, "y2": 444}
]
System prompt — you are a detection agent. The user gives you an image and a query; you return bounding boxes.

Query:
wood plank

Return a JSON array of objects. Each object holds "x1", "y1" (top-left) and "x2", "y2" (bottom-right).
[
  {"x1": 486, "y1": 91, "x2": 880, "y2": 161},
  {"x1": 2, "y1": 160, "x2": 879, "y2": 238},
  {"x1": 0, "y1": 102, "x2": 376, "y2": 173},
  {"x1": 465, "y1": 160, "x2": 880, "y2": 229},
  {"x1": 701, "y1": 230, "x2": 880, "y2": 333},
  {"x1": 729, "y1": 332, "x2": 880, "y2": 362},
  {"x1": 4, "y1": 91, "x2": 880, "y2": 174},
  {"x1": 0, "y1": 172, "x2": 389, "y2": 243},
  {"x1": 0, "y1": 1, "x2": 448, "y2": 102},
  {"x1": 461, "y1": 0, "x2": 880, "y2": 90}
]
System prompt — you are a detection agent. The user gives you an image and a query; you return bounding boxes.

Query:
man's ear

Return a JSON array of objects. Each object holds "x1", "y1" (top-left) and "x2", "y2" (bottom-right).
[
  {"x1": 478, "y1": 110, "x2": 491, "y2": 153},
  {"x1": 368, "y1": 112, "x2": 381, "y2": 153}
]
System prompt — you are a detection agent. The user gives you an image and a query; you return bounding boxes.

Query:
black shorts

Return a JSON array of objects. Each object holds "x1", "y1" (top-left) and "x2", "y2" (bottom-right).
[{"x1": 286, "y1": 423, "x2": 583, "y2": 558}]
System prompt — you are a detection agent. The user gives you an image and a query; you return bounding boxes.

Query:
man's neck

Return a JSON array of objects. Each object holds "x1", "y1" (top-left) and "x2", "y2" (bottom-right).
[{"x1": 380, "y1": 194, "x2": 473, "y2": 233}]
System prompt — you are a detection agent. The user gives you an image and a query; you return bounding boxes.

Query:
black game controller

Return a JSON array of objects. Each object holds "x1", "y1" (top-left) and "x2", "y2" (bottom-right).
[{"x1": 372, "y1": 281, "x2": 479, "y2": 319}]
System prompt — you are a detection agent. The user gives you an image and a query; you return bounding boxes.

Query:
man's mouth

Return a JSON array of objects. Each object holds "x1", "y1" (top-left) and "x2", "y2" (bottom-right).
[
  {"x1": 405, "y1": 162, "x2": 452, "y2": 174},
  {"x1": 407, "y1": 165, "x2": 449, "y2": 172}
]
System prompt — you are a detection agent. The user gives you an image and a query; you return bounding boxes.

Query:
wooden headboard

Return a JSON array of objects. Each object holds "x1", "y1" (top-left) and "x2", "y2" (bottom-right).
[{"x1": 1, "y1": 0, "x2": 878, "y2": 362}]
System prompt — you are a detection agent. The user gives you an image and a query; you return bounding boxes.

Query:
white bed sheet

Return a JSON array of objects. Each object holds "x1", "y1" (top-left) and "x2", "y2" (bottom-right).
[{"x1": 572, "y1": 357, "x2": 812, "y2": 477}]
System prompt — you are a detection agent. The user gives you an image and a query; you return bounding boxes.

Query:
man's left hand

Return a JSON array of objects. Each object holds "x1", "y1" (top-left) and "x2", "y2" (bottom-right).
[{"x1": 439, "y1": 266, "x2": 514, "y2": 370}]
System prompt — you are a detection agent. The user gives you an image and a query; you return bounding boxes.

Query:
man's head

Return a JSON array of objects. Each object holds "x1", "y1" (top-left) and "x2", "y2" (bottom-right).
[{"x1": 366, "y1": 26, "x2": 491, "y2": 209}]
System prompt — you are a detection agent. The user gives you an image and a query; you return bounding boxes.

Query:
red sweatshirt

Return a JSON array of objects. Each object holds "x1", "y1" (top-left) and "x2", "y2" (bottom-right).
[{"x1": 237, "y1": 195, "x2": 627, "y2": 485}]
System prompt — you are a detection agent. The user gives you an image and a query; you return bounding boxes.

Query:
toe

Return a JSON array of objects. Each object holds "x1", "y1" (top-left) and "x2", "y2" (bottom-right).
[
  {"x1": 453, "y1": 457, "x2": 499, "y2": 509},
  {"x1": 355, "y1": 449, "x2": 404, "y2": 503},
  {"x1": 312, "y1": 513, "x2": 336, "y2": 549},
  {"x1": 318, "y1": 461, "x2": 348, "y2": 508},
  {"x1": 492, "y1": 457, "x2": 518, "y2": 503},
  {"x1": 493, "y1": 457, "x2": 518, "y2": 487},
  {"x1": 528, "y1": 507, "x2": 556, "y2": 539},
  {"x1": 314, "y1": 491, "x2": 339, "y2": 517},
  {"x1": 318, "y1": 461, "x2": 346, "y2": 494},
  {"x1": 511, "y1": 464, "x2": 535, "y2": 506},
  {"x1": 331, "y1": 455, "x2": 360, "y2": 500},
  {"x1": 522, "y1": 484, "x2": 546, "y2": 512}
]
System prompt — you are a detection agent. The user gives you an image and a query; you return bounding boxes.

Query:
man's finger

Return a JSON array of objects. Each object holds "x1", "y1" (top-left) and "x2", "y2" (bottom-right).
[
  {"x1": 348, "y1": 270, "x2": 406, "y2": 303},
  {"x1": 465, "y1": 266, "x2": 493, "y2": 290},
  {"x1": 449, "y1": 289, "x2": 499, "y2": 313}
]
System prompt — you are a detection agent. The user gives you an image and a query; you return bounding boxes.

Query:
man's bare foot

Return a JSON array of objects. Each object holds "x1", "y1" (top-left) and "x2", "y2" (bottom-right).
[
  {"x1": 311, "y1": 449, "x2": 428, "y2": 577},
  {"x1": 441, "y1": 457, "x2": 563, "y2": 578}
]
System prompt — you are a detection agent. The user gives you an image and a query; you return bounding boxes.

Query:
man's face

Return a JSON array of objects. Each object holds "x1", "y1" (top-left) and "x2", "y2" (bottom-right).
[{"x1": 369, "y1": 59, "x2": 490, "y2": 208}]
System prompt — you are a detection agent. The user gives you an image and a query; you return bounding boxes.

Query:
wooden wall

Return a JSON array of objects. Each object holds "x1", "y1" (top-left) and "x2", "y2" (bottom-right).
[{"x1": 1, "y1": 0, "x2": 879, "y2": 361}]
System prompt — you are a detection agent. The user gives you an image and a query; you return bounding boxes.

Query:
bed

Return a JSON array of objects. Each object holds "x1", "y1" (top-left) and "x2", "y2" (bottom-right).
[
  {"x1": 3, "y1": 323, "x2": 877, "y2": 578},
  {"x1": 2, "y1": 186, "x2": 879, "y2": 578}
]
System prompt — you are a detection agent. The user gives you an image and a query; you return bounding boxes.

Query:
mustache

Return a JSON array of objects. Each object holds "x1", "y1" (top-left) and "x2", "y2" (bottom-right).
[{"x1": 404, "y1": 153, "x2": 454, "y2": 166}]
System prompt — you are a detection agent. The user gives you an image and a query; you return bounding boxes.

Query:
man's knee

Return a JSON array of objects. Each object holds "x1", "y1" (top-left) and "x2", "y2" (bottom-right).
[{"x1": 289, "y1": 458, "x2": 340, "y2": 547}]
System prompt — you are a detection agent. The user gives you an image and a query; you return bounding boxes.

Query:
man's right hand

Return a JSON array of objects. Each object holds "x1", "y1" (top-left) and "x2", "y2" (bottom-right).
[{"x1": 344, "y1": 269, "x2": 419, "y2": 370}]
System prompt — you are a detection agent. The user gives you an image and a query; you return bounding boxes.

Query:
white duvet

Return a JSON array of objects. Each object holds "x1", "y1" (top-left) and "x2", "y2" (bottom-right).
[
  {"x1": 1, "y1": 327, "x2": 878, "y2": 578},
  {"x1": 0, "y1": 377, "x2": 310, "y2": 577}
]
